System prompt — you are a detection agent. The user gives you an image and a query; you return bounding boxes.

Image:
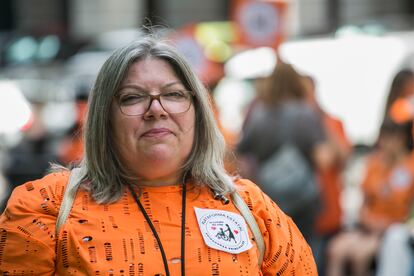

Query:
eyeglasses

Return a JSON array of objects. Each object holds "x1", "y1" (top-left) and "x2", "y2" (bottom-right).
[{"x1": 116, "y1": 90, "x2": 194, "y2": 116}]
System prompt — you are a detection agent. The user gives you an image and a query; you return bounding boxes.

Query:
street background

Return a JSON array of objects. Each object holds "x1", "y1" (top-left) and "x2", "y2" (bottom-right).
[{"x1": 0, "y1": 1, "x2": 413, "y2": 273}]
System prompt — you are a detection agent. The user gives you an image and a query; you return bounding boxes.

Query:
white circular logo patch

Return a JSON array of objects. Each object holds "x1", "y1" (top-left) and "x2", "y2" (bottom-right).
[
  {"x1": 390, "y1": 166, "x2": 413, "y2": 189},
  {"x1": 194, "y1": 207, "x2": 252, "y2": 254}
]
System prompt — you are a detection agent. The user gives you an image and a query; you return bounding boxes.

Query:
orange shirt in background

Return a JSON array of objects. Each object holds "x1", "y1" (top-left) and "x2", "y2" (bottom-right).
[
  {"x1": 58, "y1": 101, "x2": 87, "y2": 165},
  {"x1": 315, "y1": 114, "x2": 352, "y2": 234},
  {"x1": 0, "y1": 172, "x2": 317, "y2": 275},
  {"x1": 58, "y1": 134, "x2": 83, "y2": 165},
  {"x1": 360, "y1": 152, "x2": 414, "y2": 228}
]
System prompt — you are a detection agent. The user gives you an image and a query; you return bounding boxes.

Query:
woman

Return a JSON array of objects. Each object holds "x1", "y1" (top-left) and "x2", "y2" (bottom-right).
[
  {"x1": 326, "y1": 119, "x2": 414, "y2": 276},
  {"x1": 302, "y1": 75, "x2": 352, "y2": 274},
  {"x1": 237, "y1": 63, "x2": 331, "y2": 247},
  {"x1": 0, "y1": 35, "x2": 317, "y2": 275},
  {"x1": 362, "y1": 69, "x2": 414, "y2": 276}
]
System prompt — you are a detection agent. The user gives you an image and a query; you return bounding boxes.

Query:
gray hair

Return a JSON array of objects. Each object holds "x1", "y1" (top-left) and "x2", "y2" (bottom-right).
[{"x1": 80, "y1": 34, "x2": 235, "y2": 203}]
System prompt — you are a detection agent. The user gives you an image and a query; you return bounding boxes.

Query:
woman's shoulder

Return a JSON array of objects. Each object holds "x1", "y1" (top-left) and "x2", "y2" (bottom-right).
[
  {"x1": 3, "y1": 171, "x2": 70, "y2": 217},
  {"x1": 12, "y1": 170, "x2": 70, "y2": 196},
  {"x1": 233, "y1": 178, "x2": 269, "y2": 200},
  {"x1": 233, "y1": 177, "x2": 260, "y2": 191},
  {"x1": 0, "y1": 171, "x2": 70, "y2": 272},
  {"x1": 233, "y1": 178, "x2": 317, "y2": 273},
  {"x1": 233, "y1": 177, "x2": 285, "y2": 216}
]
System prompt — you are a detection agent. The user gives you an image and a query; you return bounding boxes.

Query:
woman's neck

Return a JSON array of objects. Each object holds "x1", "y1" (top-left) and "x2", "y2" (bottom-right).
[{"x1": 138, "y1": 178, "x2": 181, "y2": 187}]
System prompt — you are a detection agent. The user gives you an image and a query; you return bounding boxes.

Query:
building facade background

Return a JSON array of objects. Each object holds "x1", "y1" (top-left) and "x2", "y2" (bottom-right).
[{"x1": 1, "y1": 0, "x2": 413, "y2": 40}]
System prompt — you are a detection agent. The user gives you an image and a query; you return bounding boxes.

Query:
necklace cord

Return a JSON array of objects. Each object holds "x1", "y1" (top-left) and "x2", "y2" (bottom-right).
[
  {"x1": 128, "y1": 185, "x2": 171, "y2": 276},
  {"x1": 127, "y1": 179, "x2": 187, "y2": 276},
  {"x1": 181, "y1": 182, "x2": 187, "y2": 276}
]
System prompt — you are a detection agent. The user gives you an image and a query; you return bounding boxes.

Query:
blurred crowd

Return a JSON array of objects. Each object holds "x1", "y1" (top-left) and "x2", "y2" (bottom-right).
[
  {"x1": 1, "y1": 30, "x2": 414, "y2": 276},
  {"x1": 232, "y1": 64, "x2": 414, "y2": 276}
]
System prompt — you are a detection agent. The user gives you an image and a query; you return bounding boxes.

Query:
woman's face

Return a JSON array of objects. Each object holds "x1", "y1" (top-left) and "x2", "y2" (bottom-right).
[{"x1": 111, "y1": 57, "x2": 195, "y2": 183}]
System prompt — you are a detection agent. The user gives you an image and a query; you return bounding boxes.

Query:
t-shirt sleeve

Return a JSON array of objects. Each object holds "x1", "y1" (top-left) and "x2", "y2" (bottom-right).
[
  {"x1": 0, "y1": 172, "x2": 67, "y2": 274},
  {"x1": 235, "y1": 179, "x2": 317, "y2": 275}
]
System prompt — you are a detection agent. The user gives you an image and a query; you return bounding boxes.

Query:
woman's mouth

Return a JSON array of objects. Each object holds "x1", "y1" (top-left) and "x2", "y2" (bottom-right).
[{"x1": 141, "y1": 128, "x2": 173, "y2": 138}]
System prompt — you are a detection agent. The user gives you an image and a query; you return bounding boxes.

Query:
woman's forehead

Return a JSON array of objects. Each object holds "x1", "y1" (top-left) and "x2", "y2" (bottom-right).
[{"x1": 122, "y1": 58, "x2": 182, "y2": 84}]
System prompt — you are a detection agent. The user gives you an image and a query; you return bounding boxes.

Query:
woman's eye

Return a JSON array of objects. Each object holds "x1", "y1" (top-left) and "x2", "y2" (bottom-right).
[
  {"x1": 163, "y1": 91, "x2": 185, "y2": 99},
  {"x1": 119, "y1": 94, "x2": 147, "y2": 105}
]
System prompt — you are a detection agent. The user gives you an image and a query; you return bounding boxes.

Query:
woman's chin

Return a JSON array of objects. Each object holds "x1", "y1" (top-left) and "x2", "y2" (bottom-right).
[
  {"x1": 145, "y1": 150, "x2": 173, "y2": 163},
  {"x1": 143, "y1": 144, "x2": 178, "y2": 161}
]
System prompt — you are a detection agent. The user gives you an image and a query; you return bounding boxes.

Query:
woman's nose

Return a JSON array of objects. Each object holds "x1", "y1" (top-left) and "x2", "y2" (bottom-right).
[{"x1": 143, "y1": 98, "x2": 168, "y2": 119}]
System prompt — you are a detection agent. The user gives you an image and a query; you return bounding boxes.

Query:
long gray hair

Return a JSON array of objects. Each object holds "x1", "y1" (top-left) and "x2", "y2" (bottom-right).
[{"x1": 78, "y1": 34, "x2": 235, "y2": 203}]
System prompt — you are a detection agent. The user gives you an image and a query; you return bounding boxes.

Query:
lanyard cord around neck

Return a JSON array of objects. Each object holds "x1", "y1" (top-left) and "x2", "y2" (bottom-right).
[{"x1": 128, "y1": 181, "x2": 187, "y2": 276}]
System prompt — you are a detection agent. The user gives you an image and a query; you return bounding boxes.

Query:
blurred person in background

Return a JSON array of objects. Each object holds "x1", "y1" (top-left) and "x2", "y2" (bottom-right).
[
  {"x1": 237, "y1": 62, "x2": 334, "y2": 252},
  {"x1": 0, "y1": 171, "x2": 9, "y2": 214},
  {"x1": 302, "y1": 75, "x2": 352, "y2": 275},
  {"x1": 376, "y1": 219, "x2": 414, "y2": 276},
  {"x1": 0, "y1": 35, "x2": 317, "y2": 275},
  {"x1": 336, "y1": 68, "x2": 414, "y2": 272},
  {"x1": 326, "y1": 118, "x2": 414, "y2": 276},
  {"x1": 369, "y1": 69, "x2": 414, "y2": 276},
  {"x1": 1, "y1": 100, "x2": 58, "y2": 212},
  {"x1": 205, "y1": 74, "x2": 239, "y2": 175},
  {"x1": 384, "y1": 69, "x2": 414, "y2": 124},
  {"x1": 57, "y1": 84, "x2": 89, "y2": 165}
]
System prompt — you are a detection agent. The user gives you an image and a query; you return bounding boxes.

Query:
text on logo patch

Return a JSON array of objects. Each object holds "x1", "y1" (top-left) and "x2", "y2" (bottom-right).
[{"x1": 194, "y1": 207, "x2": 253, "y2": 254}]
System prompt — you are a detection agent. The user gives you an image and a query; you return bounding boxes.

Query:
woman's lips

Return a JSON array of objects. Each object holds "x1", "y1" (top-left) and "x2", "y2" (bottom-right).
[{"x1": 141, "y1": 128, "x2": 172, "y2": 138}]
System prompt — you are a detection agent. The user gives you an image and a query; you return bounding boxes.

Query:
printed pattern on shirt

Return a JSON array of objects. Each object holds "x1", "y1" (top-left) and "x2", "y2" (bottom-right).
[{"x1": 0, "y1": 172, "x2": 317, "y2": 275}]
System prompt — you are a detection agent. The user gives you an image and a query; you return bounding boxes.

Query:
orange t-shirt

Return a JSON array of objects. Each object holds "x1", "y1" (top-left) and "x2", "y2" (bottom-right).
[
  {"x1": 315, "y1": 114, "x2": 351, "y2": 234},
  {"x1": 360, "y1": 152, "x2": 414, "y2": 227},
  {"x1": 0, "y1": 172, "x2": 317, "y2": 275}
]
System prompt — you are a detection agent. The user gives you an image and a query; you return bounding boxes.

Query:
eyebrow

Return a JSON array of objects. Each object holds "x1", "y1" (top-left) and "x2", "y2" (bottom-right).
[{"x1": 119, "y1": 81, "x2": 184, "y2": 91}]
